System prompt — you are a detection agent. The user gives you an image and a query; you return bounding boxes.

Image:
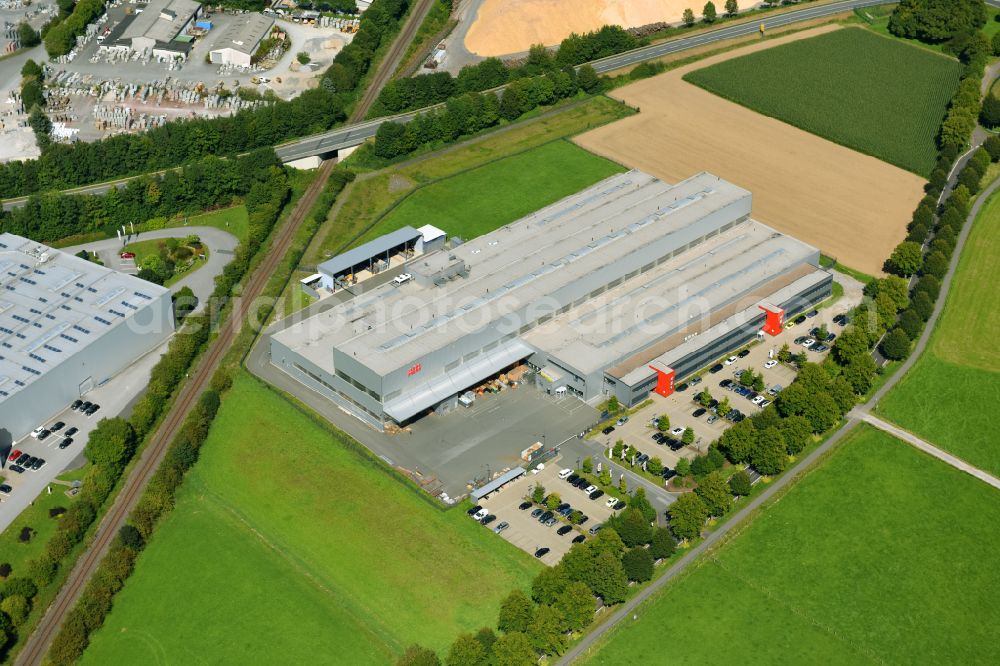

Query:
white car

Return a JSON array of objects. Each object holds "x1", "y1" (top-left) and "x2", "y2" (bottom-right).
[
  {"x1": 606, "y1": 496, "x2": 618, "y2": 508},
  {"x1": 584, "y1": 485, "x2": 598, "y2": 494},
  {"x1": 30, "y1": 426, "x2": 46, "y2": 438},
  {"x1": 558, "y1": 468, "x2": 573, "y2": 480},
  {"x1": 760, "y1": 400, "x2": 772, "y2": 408},
  {"x1": 472, "y1": 508, "x2": 489, "y2": 521},
  {"x1": 392, "y1": 273, "x2": 413, "y2": 286},
  {"x1": 751, "y1": 395, "x2": 765, "y2": 405},
  {"x1": 763, "y1": 360, "x2": 778, "y2": 369},
  {"x1": 724, "y1": 355, "x2": 738, "y2": 366},
  {"x1": 801, "y1": 338, "x2": 816, "y2": 348},
  {"x1": 670, "y1": 426, "x2": 685, "y2": 437}
]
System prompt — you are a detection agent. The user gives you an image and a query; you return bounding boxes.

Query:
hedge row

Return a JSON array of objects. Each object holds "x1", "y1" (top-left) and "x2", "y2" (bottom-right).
[
  {"x1": 43, "y1": 0, "x2": 106, "y2": 57},
  {"x1": 43, "y1": 168, "x2": 353, "y2": 665},
  {"x1": 370, "y1": 65, "x2": 601, "y2": 161}
]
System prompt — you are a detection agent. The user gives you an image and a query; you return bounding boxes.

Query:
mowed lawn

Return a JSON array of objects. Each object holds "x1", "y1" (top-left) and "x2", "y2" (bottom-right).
[
  {"x1": 353, "y1": 140, "x2": 624, "y2": 245},
  {"x1": 683, "y1": 28, "x2": 961, "y2": 176},
  {"x1": 82, "y1": 373, "x2": 541, "y2": 663},
  {"x1": 879, "y1": 190, "x2": 1000, "y2": 475},
  {"x1": 583, "y1": 425, "x2": 1000, "y2": 665}
]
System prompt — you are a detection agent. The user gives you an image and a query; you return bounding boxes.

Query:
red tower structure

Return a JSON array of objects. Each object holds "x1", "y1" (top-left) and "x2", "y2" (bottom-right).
[
  {"x1": 759, "y1": 302, "x2": 784, "y2": 336},
  {"x1": 648, "y1": 361, "x2": 676, "y2": 397}
]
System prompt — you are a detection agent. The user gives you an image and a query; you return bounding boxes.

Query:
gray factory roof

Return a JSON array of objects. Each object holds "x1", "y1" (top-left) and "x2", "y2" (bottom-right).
[
  {"x1": 318, "y1": 226, "x2": 421, "y2": 278},
  {"x1": 0, "y1": 233, "x2": 170, "y2": 403},
  {"x1": 123, "y1": 0, "x2": 200, "y2": 44},
  {"x1": 211, "y1": 13, "x2": 275, "y2": 55},
  {"x1": 276, "y1": 171, "x2": 757, "y2": 376},
  {"x1": 523, "y1": 219, "x2": 819, "y2": 376}
]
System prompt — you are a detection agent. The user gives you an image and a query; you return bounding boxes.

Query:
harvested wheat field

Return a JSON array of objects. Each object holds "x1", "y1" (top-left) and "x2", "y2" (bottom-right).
[
  {"x1": 464, "y1": 0, "x2": 755, "y2": 56},
  {"x1": 574, "y1": 26, "x2": 925, "y2": 276}
]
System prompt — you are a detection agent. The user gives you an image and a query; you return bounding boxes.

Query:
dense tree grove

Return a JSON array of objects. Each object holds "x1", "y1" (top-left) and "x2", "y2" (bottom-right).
[
  {"x1": 44, "y1": 0, "x2": 108, "y2": 56},
  {"x1": 889, "y1": 0, "x2": 985, "y2": 43},
  {"x1": 370, "y1": 25, "x2": 637, "y2": 116},
  {"x1": 0, "y1": 149, "x2": 280, "y2": 242}
]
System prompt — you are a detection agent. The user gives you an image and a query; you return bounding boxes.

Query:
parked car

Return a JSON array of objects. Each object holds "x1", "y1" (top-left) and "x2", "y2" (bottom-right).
[
  {"x1": 557, "y1": 525, "x2": 573, "y2": 536},
  {"x1": 806, "y1": 310, "x2": 819, "y2": 318},
  {"x1": 764, "y1": 359, "x2": 778, "y2": 369},
  {"x1": 36, "y1": 429, "x2": 51, "y2": 441},
  {"x1": 813, "y1": 344, "x2": 830, "y2": 353},
  {"x1": 64, "y1": 426, "x2": 78, "y2": 437},
  {"x1": 752, "y1": 395, "x2": 765, "y2": 405},
  {"x1": 25, "y1": 456, "x2": 38, "y2": 469},
  {"x1": 572, "y1": 535, "x2": 586, "y2": 544},
  {"x1": 734, "y1": 369, "x2": 745, "y2": 379},
  {"x1": 794, "y1": 336, "x2": 807, "y2": 345},
  {"x1": 724, "y1": 355, "x2": 738, "y2": 366},
  {"x1": 613, "y1": 500, "x2": 626, "y2": 510},
  {"x1": 670, "y1": 427, "x2": 684, "y2": 436},
  {"x1": 692, "y1": 407, "x2": 706, "y2": 418},
  {"x1": 793, "y1": 314, "x2": 807, "y2": 325},
  {"x1": 573, "y1": 477, "x2": 589, "y2": 488},
  {"x1": 534, "y1": 548, "x2": 550, "y2": 558},
  {"x1": 566, "y1": 473, "x2": 579, "y2": 485},
  {"x1": 577, "y1": 514, "x2": 590, "y2": 525},
  {"x1": 77, "y1": 401, "x2": 93, "y2": 413},
  {"x1": 539, "y1": 511, "x2": 554, "y2": 523},
  {"x1": 689, "y1": 376, "x2": 703, "y2": 387},
  {"x1": 531, "y1": 508, "x2": 544, "y2": 518},
  {"x1": 558, "y1": 506, "x2": 574, "y2": 517},
  {"x1": 30, "y1": 426, "x2": 46, "y2": 438},
  {"x1": 0, "y1": 484, "x2": 11, "y2": 495},
  {"x1": 481, "y1": 514, "x2": 497, "y2": 526},
  {"x1": 589, "y1": 523, "x2": 604, "y2": 536},
  {"x1": 50, "y1": 421, "x2": 65, "y2": 432},
  {"x1": 668, "y1": 438, "x2": 685, "y2": 451},
  {"x1": 8, "y1": 465, "x2": 25, "y2": 474},
  {"x1": 15, "y1": 453, "x2": 29, "y2": 467},
  {"x1": 558, "y1": 468, "x2": 572, "y2": 480},
  {"x1": 7, "y1": 449, "x2": 22, "y2": 463},
  {"x1": 707, "y1": 415, "x2": 718, "y2": 425},
  {"x1": 760, "y1": 400, "x2": 772, "y2": 408},
  {"x1": 71, "y1": 399, "x2": 82, "y2": 411},
  {"x1": 556, "y1": 502, "x2": 570, "y2": 512},
  {"x1": 59, "y1": 437, "x2": 73, "y2": 449},
  {"x1": 584, "y1": 485, "x2": 598, "y2": 495},
  {"x1": 605, "y1": 497, "x2": 618, "y2": 508},
  {"x1": 601, "y1": 426, "x2": 615, "y2": 435},
  {"x1": 494, "y1": 522, "x2": 509, "y2": 534},
  {"x1": 719, "y1": 379, "x2": 732, "y2": 388},
  {"x1": 674, "y1": 382, "x2": 689, "y2": 392},
  {"x1": 661, "y1": 469, "x2": 677, "y2": 481},
  {"x1": 85, "y1": 404, "x2": 101, "y2": 416},
  {"x1": 544, "y1": 517, "x2": 558, "y2": 527},
  {"x1": 709, "y1": 363, "x2": 724, "y2": 374},
  {"x1": 801, "y1": 338, "x2": 816, "y2": 348},
  {"x1": 737, "y1": 349, "x2": 751, "y2": 358},
  {"x1": 472, "y1": 508, "x2": 489, "y2": 521},
  {"x1": 833, "y1": 313, "x2": 850, "y2": 326},
  {"x1": 615, "y1": 416, "x2": 629, "y2": 426},
  {"x1": 468, "y1": 505, "x2": 483, "y2": 516}
]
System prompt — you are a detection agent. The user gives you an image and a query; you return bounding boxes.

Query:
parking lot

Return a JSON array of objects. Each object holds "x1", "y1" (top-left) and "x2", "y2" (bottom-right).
[
  {"x1": 592, "y1": 289, "x2": 858, "y2": 469},
  {"x1": 477, "y1": 463, "x2": 620, "y2": 565}
]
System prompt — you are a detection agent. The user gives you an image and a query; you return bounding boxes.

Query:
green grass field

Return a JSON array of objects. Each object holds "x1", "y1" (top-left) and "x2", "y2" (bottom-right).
[
  {"x1": 583, "y1": 425, "x2": 1000, "y2": 664},
  {"x1": 683, "y1": 27, "x2": 961, "y2": 176},
  {"x1": 353, "y1": 140, "x2": 624, "y2": 246},
  {"x1": 82, "y1": 373, "x2": 541, "y2": 663},
  {"x1": 878, "y1": 190, "x2": 1000, "y2": 476},
  {"x1": 0, "y1": 480, "x2": 81, "y2": 579}
]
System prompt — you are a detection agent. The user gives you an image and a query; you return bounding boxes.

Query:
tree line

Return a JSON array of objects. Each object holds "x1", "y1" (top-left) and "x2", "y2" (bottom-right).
[
  {"x1": 44, "y1": 0, "x2": 106, "y2": 57},
  {"x1": 370, "y1": 64, "x2": 602, "y2": 161},
  {"x1": 42, "y1": 168, "x2": 356, "y2": 664},
  {"x1": 0, "y1": 159, "x2": 293, "y2": 662},
  {"x1": 369, "y1": 25, "x2": 637, "y2": 117},
  {"x1": 0, "y1": 0, "x2": 411, "y2": 200}
]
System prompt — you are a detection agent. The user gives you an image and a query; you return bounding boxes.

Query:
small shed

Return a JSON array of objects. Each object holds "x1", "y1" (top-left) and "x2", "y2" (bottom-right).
[{"x1": 416, "y1": 224, "x2": 447, "y2": 253}]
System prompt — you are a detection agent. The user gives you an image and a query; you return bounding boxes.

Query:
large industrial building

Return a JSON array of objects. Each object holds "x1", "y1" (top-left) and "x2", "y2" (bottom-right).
[
  {"x1": 270, "y1": 171, "x2": 832, "y2": 430},
  {"x1": 0, "y1": 233, "x2": 174, "y2": 439},
  {"x1": 101, "y1": 0, "x2": 201, "y2": 59},
  {"x1": 208, "y1": 14, "x2": 275, "y2": 67}
]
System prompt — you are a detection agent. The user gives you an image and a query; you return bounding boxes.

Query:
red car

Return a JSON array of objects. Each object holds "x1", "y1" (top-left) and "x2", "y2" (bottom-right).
[{"x1": 7, "y1": 449, "x2": 22, "y2": 463}]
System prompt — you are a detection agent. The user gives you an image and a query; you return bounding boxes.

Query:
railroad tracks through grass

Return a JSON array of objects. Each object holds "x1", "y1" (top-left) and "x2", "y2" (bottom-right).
[{"x1": 15, "y1": 159, "x2": 337, "y2": 666}]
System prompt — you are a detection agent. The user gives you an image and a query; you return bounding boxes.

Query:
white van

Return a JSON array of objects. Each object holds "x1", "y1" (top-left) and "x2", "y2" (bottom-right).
[{"x1": 392, "y1": 273, "x2": 412, "y2": 286}]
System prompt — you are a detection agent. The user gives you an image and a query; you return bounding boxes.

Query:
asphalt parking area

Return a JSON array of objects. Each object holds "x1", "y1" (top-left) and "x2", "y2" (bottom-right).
[{"x1": 478, "y1": 463, "x2": 618, "y2": 565}]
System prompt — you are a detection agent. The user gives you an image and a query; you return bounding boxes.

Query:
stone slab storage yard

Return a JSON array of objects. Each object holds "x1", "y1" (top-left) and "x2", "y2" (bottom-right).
[
  {"x1": 574, "y1": 26, "x2": 927, "y2": 277},
  {"x1": 464, "y1": 0, "x2": 754, "y2": 56}
]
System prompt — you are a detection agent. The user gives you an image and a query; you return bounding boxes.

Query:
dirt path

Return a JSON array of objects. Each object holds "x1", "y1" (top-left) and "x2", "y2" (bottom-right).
[{"x1": 574, "y1": 25, "x2": 926, "y2": 277}]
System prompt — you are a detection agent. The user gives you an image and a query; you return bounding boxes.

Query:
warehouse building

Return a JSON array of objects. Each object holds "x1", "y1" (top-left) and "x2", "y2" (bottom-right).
[
  {"x1": 102, "y1": 0, "x2": 201, "y2": 58},
  {"x1": 0, "y1": 233, "x2": 174, "y2": 440},
  {"x1": 208, "y1": 14, "x2": 276, "y2": 67},
  {"x1": 270, "y1": 171, "x2": 831, "y2": 430}
]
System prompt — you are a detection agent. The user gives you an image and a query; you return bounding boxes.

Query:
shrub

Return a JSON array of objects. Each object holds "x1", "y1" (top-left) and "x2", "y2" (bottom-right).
[
  {"x1": 980, "y1": 94, "x2": 1000, "y2": 128},
  {"x1": 984, "y1": 134, "x2": 1000, "y2": 160}
]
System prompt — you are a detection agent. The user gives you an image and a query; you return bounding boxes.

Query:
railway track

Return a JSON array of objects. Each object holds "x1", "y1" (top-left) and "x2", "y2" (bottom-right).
[
  {"x1": 15, "y1": 159, "x2": 338, "y2": 666},
  {"x1": 349, "y1": 0, "x2": 438, "y2": 122}
]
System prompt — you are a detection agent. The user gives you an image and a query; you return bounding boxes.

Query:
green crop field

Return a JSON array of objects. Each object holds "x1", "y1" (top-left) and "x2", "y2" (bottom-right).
[
  {"x1": 353, "y1": 140, "x2": 625, "y2": 246},
  {"x1": 878, "y1": 190, "x2": 1000, "y2": 476},
  {"x1": 582, "y1": 425, "x2": 1000, "y2": 664},
  {"x1": 82, "y1": 373, "x2": 541, "y2": 663},
  {"x1": 683, "y1": 27, "x2": 961, "y2": 176}
]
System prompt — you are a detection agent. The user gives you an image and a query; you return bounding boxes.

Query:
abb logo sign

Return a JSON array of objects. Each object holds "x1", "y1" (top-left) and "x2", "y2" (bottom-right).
[{"x1": 407, "y1": 363, "x2": 422, "y2": 376}]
